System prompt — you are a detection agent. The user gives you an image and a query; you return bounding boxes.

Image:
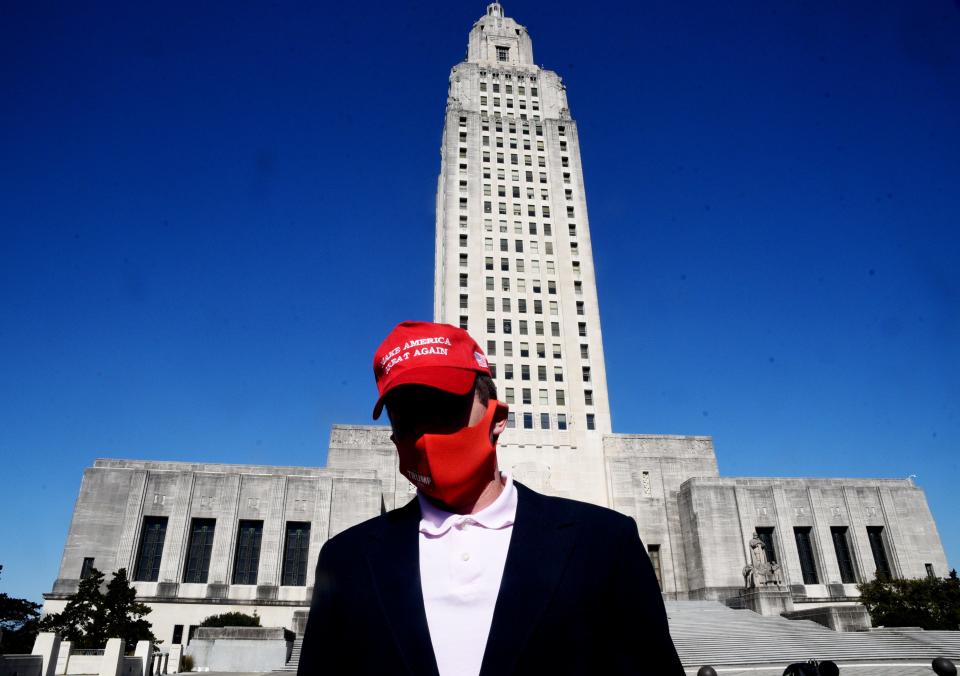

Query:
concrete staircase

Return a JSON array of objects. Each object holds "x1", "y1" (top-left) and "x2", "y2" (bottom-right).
[
  {"x1": 278, "y1": 636, "x2": 303, "y2": 672},
  {"x1": 665, "y1": 600, "x2": 960, "y2": 669},
  {"x1": 275, "y1": 602, "x2": 960, "y2": 672}
]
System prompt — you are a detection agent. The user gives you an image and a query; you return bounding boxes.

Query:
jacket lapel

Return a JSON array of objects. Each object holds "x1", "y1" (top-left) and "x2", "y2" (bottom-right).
[
  {"x1": 479, "y1": 482, "x2": 579, "y2": 676},
  {"x1": 366, "y1": 498, "x2": 440, "y2": 676}
]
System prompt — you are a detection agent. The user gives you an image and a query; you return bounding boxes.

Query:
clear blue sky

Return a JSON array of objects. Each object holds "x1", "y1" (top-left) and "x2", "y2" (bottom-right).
[{"x1": 1, "y1": 1, "x2": 958, "y2": 603}]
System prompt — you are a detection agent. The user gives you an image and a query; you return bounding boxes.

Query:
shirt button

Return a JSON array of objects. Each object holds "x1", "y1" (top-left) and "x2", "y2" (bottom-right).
[{"x1": 462, "y1": 552, "x2": 470, "y2": 561}]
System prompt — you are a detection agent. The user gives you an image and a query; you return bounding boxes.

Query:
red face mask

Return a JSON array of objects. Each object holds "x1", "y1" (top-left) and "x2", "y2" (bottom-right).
[{"x1": 394, "y1": 400, "x2": 507, "y2": 511}]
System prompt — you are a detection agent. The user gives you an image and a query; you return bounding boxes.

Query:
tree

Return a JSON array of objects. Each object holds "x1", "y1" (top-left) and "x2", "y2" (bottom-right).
[
  {"x1": 0, "y1": 592, "x2": 42, "y2": 654},
  {"x1": 857, "y1": 569, "x2": 960, "y2": 630},
  {"x1": 199, "y1": 611, "x2": 261, "y2": 628},
  {"x1": 39, "y1": 568, "x2": 155, "y2": 648},
  {"x1": 102, "y1": 569, "x2": 155, "y2": 646}
]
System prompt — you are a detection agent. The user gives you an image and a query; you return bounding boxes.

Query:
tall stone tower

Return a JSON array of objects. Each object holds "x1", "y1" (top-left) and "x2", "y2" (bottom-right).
[{"x1": 434, "y1": 3, "x2": 612, "y2": 505}]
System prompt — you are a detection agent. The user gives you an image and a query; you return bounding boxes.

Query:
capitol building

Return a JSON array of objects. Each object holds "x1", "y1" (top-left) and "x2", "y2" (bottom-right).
[{"x1": 44, "y1": 3, "x2": 948, "y2": 647}]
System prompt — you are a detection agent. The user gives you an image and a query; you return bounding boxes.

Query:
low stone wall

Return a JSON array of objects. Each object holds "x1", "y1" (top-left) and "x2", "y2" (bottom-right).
[
  {"x1": 0, "y1": 655, "x2": 43, "y2": 676},
  {"x1": 185, "y1": 627, "x2": 294, "y2": 672},
  {"x1": 64, "y1": 655, "x2": 101, "y2": 675},
  {"x1": 783, "y1": 604, "x2": 872, "y2": 632}
]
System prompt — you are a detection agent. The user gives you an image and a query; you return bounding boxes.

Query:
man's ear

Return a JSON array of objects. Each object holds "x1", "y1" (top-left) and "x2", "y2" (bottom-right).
[{"x1": 491, "y1": 401, "x2": 509, "y2": 440}]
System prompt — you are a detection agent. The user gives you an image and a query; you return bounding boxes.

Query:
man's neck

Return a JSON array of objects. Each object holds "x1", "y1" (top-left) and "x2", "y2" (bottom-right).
[{"x1": 424, "y1": 472, "x2": 506, "y2": 515}]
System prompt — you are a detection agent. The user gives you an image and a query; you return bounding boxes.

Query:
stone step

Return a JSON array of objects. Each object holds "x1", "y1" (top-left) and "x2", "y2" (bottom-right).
[
  {"x1": 663, "y1": 601, "x2": 960, "y2": 668},
  {"x1": 277, "y1": 636, "x2": 304, "y2": 672}
]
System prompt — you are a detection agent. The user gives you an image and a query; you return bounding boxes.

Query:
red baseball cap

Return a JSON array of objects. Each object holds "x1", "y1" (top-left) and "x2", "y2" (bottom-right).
[{"x1": 372, "y1": 321, "x2": 491, "y2": 419}]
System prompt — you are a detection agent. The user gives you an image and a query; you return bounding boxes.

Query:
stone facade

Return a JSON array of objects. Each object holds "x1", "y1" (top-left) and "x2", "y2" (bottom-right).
[{"x1": 43, "y1": 2, "x2": 950, "y2": 645}]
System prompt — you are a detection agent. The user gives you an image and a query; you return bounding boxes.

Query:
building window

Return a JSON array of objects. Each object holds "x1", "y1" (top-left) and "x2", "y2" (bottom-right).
[
  {"x1": 557, "y1": 414, "x2": 567, "y2": 430},
  {"x1": 232, "y1": 520, "x2": 263, "y2": 585},
  {"x1": 135, "y1": 516, "x2": 168, "y2": 582},
  {"x1": 502, "y1": 297, "x2": 511, "y2": 312},
  {"x1": 497, "y1": 46, "x2": 509, "y2": 62},
  {"x1": 503, "y1": 341, "x2": 513, "y2": 357},
  {"x1": 580, "y1": 344, "x2": 589, "y2": 359},
  {"x1": 523, "y1": 412, "x2": 533, "y2": 429},
  {"x1": 521, "y1": 364, "x2": 530, "y2": 380},
  {"x1": 540, "y1": 413, "x2": 550, "y2": 429},
  {"x1": 794, "y1": 527, "x2": 819, "y2": 584},
  {"x1": 582, "y1": 366, "x2": 591, "y2": 382},
  {"x1": 831, "y1": 526, "x2": 857, "y2": 584},
  {"x1": 488, "y1": 363, "x2": 497, "y2": 378},
  {"x1": 487, "y1": 340, "x2": 497, "y2": 356},
  {"x1": 926, "y1": 563, "x2": 936, "y2": 578},
  {"x1": 507, "y1": 412, "x2": 516, "y2": 428},
  {"x1": 586, "y1": 413, "x2": 595, "y2": 430},
  {"x1": 460, "y1": 273, "x2": 468, "y2": 288},
  {"x1": 537, "y1": 365, "x2": 547, "y2": 381},
  {"x1": 867, "y1": 526, "x2": 892, "y2": 579},
  {"x1": 282, "y1": 522, "x2": 311, "y2": 586},
  {"x1": 539, "y1": 388, "x2": 549, "y2": 405},
  {"x1": 172, "y1": 625, "x2": 184, "y2": 645},
  {"x1": 584, "y1": 390, "x2": 593, "y2": 406},
  {"x1": 551, "y1": 322, "x2": 560, "y2": 337},
  {"x1": 504, "y1": 364, "x2": 514, "y2": 380},
  {"x1": 505, "y1": 387, "x2": 514, "y2": 404},
  {"x1": 518, "y1": 320, "x2": 528, "y2": 335},
  {"x1": 183, "y1": 518, "x2": 216, "y2": 583},
  {"x1": 80, "y1": 557, "x2": 96, "y2": 580},
  {"x1": 578, "y1": 322, "x2": 587, "y2": 337},
  {"x1": 556, "y1": 389, "x2": 565, "y2": 405},
  {"x1": 755, "y1": 527, "x2": 777, "y2": 563},
  {"x1": 503, "y1": 319, "x2": 512, "y2": 334},
  {"x1": 521, "y1": 388, "x2": 532, "y2": 405},
  {"x1": 647, "y1": 544, "x2": 663, "y2": 590}
]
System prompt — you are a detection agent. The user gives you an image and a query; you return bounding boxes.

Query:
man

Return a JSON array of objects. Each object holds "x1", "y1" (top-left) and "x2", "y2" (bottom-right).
[{"x1": 298, "y1": 321, "x2": 684, "y2": 675}]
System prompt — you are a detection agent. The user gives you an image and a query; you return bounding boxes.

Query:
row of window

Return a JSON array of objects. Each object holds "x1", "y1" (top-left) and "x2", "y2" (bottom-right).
[
  {"x1": 489, "y1": 362, "x2": 593, "y2": 383},
  {"x1": 477, "y1": 69, "x2": 537, "y2": 84},
  {"x1": 479, "y1": 81, "x2": 538, "y2": 97},
  {"x1": 479, "y1": 296, "x2": 586, "y2": 316},
  {"x1": 133, "y1": 516, "x2": 311, "y2": 587},
  {"x1": 499, "y1": 386, "x2": 595, "y2": 408},
  {"x1": 505, "y1": 411, "x2": 596, "y2": 431},
  {"x1": 755, "y1": 525, "x2": 893, "y2": 585},
  {"x1": 479, "y1": 95, "x2": 539, "y2": 111}
]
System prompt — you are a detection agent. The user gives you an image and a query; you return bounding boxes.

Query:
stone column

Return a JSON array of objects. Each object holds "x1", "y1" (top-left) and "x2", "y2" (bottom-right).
[
  {"x1": 159, "y1": 653, "x2": 168, "y2": 675},
  {"x1": 306, "y1": 477, "x2": 333, "y2": 589},
  {"x1": 167, "y1": 646, "x2": 183, "y2": 674},
  {"x1": 31, "y1": 632, "x2": 61, "y2": 676},
  {"x1": 56, "y1": 640, "x2": 72, "y2": 674},
  {"x1": 158, "y1": 473, "x2": 196, "y2": 584},
  {"x1": 98, "y1": 639, "x2": 124, "y2": 676},
  {"x1": 114, "y1": 471, "x2": 149, "y2": 571},
  {"x1": 205, "y1": 474, "x2": 240, "y2": 586},
  {"x1": 133, "y1": 641, "x2": 153, "y2": 676},
  {"x1": 257, "y1": 476, "x2": 287, "y2": 588}
]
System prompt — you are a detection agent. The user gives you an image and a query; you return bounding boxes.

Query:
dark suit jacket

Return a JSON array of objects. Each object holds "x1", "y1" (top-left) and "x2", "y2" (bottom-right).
[{"x1": 297, "y1": 482, "x2": 685, "y2": 675}]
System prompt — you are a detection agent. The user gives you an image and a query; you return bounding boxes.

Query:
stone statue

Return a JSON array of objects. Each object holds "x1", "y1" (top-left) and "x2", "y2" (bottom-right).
[{"x1": 742, "y1": 531, "x2": 783, "y2": 588}]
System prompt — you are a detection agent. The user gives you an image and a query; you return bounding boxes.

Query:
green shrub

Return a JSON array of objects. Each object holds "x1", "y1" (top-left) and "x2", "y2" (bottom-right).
[{"x1": 198, "y1": 611, "x2": 261, "y2": 628}]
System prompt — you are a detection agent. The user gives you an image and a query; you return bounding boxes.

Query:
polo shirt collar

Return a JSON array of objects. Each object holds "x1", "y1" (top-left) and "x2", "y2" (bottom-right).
[{"x1": 418, "y1": 472, "x2": 517, "y2": 536}]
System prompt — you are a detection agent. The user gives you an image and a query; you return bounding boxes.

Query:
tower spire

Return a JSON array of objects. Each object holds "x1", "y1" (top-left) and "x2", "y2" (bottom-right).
[{"x1": 487, "y1": 2, "x2": 504, "y2": 18}]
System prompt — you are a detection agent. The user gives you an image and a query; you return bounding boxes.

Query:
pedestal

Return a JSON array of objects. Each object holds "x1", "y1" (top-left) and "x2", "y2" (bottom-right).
[{"x1": 739, "y1": 585, "x2": 794, "y2": 616}]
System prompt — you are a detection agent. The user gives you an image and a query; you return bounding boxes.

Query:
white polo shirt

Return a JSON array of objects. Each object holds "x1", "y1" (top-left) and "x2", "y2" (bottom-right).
[{"x1": 417, "y1": 474, "x2": 518, "y2": 676}]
